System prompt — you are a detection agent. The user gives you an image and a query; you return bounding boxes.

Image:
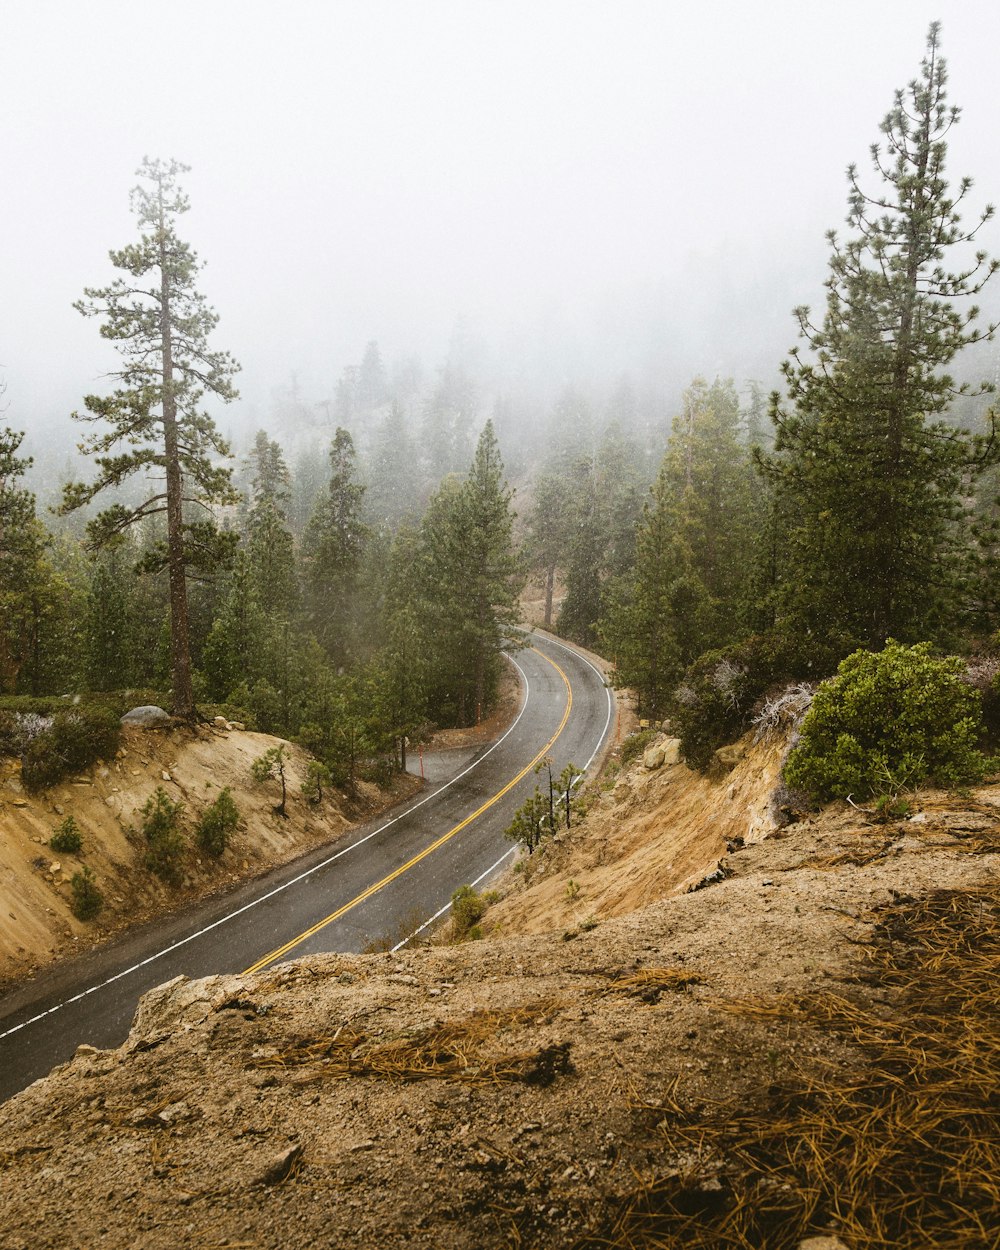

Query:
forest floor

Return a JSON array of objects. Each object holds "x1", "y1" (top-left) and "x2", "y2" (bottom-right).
[{"x1": 2, "y1": 714, "x2": 997, "y2": 1248}]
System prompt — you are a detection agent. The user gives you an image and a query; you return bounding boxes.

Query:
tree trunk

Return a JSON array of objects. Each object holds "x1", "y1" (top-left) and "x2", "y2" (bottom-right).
[
  {"x1": 159, "y1": 221, "x2": 195, "y2": 719},
  {"x1": 544, "y1": 563, "x2": 555, "y2": 629}
]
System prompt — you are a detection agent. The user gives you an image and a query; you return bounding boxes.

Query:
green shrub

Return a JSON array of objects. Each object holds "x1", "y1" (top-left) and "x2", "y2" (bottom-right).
[
  {"x1": 252, "y1": 745, "x2": 288, "y2": 816},
  {"x1": 141, "y1": 786, "x2": 186, "y2": 884},
  {"x1": 21, "y1": 706, "x2": 122, "y2": 792},
  {"x1": 195, "y1": 787, "x2": 239, "y2": 857},
  {"x1": 671, "y1": 632, "x2": 840, "y2": 770},
  {"x1": 451, "y1": 884, "x2": 486, "y2": 939},
  {"x1": 50, "y1": 816, "x2": 83, "y2": 854},
  {"x1": 619, "y1": 729, "x2": 658, "y2": 768},
  {"x1": 361, "y1": 755, "x2": 396, "y2": 787},
  {"x1": 0, "y1": 711, "x2": 24, "y2": 756},
  {"x1": 784, "y1": 641, "x2": 989, "y2": 802},
  {"x1": 300, "y1": 759, "x2": 332, "y2": 805},
  {"x1": 70, "y1": 867, "x2": 103, "y2": 921}
]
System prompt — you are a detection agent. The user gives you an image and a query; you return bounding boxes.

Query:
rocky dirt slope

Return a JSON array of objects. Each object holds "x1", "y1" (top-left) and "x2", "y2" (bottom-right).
[
  {"x1": 485, "y1": 728, "x2": 785, "y2": 937},
  {"x1": 1, "y1": 722, "x2": 997, "y2": 1248},
  {"x1": 0, "y1": 722, "x2": 416, "y2": 989}
]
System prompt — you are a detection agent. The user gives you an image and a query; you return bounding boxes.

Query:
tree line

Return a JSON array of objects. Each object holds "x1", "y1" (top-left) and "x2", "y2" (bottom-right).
[
  {"x1": 542, "y1": 25, "x2": 999, "y2": 746},
  {"x1": 3, "y1": 26, "x2": 997, "y2": 785},
  {"x1": 0, "y1": 161, "x2": 524, "y2": 787}
]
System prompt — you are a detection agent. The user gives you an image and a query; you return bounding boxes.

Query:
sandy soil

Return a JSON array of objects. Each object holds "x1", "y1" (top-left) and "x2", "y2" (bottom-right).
[
  {"x1": 0, "y1": 668, "x2": 527, "y2": 994},
  {"x1": 1, "y1": 718, "x2": 996, "y2": 1247},
  {"x1": 0, "y1": 723, "x2": 420, "y2": 992}
]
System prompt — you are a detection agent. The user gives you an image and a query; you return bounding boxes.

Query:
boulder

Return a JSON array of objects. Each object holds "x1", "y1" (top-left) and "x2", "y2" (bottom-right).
[
  {"x1": 643, "y1": 744, "x2": 666, "y2": 770},
  {"x1": 120, "y1": 705, "x2": 172, "y2": 728},
  {"x1": 644, "y1": 738, "x2": 683, "y2": 769},
  {"x1": 713, "y1": 742, "x2": 746, "y2": 772}
]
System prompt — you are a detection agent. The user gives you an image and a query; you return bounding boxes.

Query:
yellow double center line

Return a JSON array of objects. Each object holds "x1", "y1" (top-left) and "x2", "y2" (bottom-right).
[{"x1": 243, "y1": 648, "x2": 573, "y2": 975}]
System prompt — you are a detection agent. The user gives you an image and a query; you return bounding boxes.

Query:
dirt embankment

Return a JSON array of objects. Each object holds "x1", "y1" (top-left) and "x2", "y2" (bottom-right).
[
  {"x1": 1, "y1": 716, "x2": 997, "y2": 1248},
  {"x1": 0, "y1": 723, "x2": 419, "y2": 990},
  {"x1": 486, "y1": 728, "x2": 785, "y2": 937}
]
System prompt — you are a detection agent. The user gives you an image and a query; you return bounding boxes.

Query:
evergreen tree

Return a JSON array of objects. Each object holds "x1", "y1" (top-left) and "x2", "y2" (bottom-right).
[
  {"x1": 0, "y1": 420, "x2": 48, "y2": 691},
  {"x1": 759, "y1": 24, "x2": 998, "y2": 651},
  {"x1": 61, "y1": 158, "x2": 240, "y2": 717},
  {"x1": 245, "y1": 430, "x2": 298, "y2": 617},
  {"x1": 85, "y1": 546, "x2": 138, "y2": 691},
  {"x1": 366, "y1": 401, "x2": 419, "y2": 530},
  {"x1": 600, "y1": 378, "x2": 758, "y2": 715},
  {"x1": 557, "y1": 422, "x2": 645, "y2": 648},
  {"x1": 301, "y1": 427, "x2": 367, "y2": 664},
  {"x1": 524, "y1": 473, "x2": 575, "y2": 629},
  {"x1": 356, "y1": 340, "x2": 389, "y2": 411},
  {"x1": 418, "y1": 423, "x2": 523, "y2": 725},
  {"x1": 201, "y1": 550, "x2": 269, "y2": 700},
  {"x1": 421, "y1": 362, "x2": 478, "y2": 480}
]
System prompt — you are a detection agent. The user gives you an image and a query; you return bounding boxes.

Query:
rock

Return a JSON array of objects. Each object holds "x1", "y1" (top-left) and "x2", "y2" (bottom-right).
[
  {"x1": 49, "y1": 862, "x2": 62, "y2": 874},
  {"x1": 229, "y1": 721, "x2": 246, "y2": 731},
  {"x1": 799, "y1": 1238, "x2": 850, "y2": 1250},
  {"x1": 157, "y1": 1101, "x2": 192, "y2": 1126},
  {"x1": 120, "y1": 705, "x2": 172, "y2": 728},
  {"x1": 213, "y1": 715, "x2": 228, "y2": 728},
  {"x1": 127, "y1": 975, "x2": 230, "y2": 1048},
  {"x1": 8, "y1": 798, "x2": 28, "y2": 808},
  {"x1": 643, "y1": 745, "x2": 666, "y2": 770},
  {"x1": 713, "y1": 743, "x2": 746, "y2": 772},
  {"x1": 255, "y1": 1144, "x2": 303, "y2": 1186},
  {"x1": 6, "y1": 778, "x2": 24, "y2": 794},
  {"x1": 74, "y1": 1043, "x2": 101, "y2": 1059},
  {"x1": 662, "y1": 738, "x2": 682, "y2": 765}
]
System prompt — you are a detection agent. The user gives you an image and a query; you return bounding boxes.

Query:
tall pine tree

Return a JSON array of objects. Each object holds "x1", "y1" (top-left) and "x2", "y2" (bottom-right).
[
  {"x1": 759, "y1": 24, "x2": 998, "y2": 651},
  {"x1": 61, "y1": 158, "x2": 240, "y2": 717}
]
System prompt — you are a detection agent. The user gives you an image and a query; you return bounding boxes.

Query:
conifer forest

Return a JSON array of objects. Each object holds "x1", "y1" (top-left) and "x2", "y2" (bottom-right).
[{"x1": 2, "y1": 19, "x2": 999, "y2": 788}]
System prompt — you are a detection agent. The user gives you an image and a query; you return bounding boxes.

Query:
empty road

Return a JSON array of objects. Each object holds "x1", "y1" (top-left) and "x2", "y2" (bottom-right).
[{"x1": 0, "y1": 631, "x2": 613, "y2": 1101}]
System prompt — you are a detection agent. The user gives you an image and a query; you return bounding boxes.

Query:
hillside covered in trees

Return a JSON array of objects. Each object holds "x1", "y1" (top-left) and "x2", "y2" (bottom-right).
[{"x1": 2, "y1": 25, "x2": 1000, "y2": 808}]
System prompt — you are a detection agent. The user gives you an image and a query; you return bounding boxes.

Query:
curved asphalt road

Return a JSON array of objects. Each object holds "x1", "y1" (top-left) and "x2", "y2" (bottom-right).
[{"x1": 0, "y1": 631, "x2": 613, "y2": 1102}]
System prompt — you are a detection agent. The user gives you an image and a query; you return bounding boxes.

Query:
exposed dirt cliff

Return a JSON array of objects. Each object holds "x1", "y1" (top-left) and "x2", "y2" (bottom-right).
[{"x1": 1, "y1": 721, "x2": 997, "y2": 1248}]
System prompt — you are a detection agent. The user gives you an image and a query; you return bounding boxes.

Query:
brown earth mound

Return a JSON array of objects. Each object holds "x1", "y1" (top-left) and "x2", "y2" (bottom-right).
[{"x1": 1, "y1": 726, "x2": 997, "y2": 1248}]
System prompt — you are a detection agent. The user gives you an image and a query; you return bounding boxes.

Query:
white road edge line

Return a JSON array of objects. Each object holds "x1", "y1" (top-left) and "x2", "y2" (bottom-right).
[
  {"x1": 391, "y1": 634, "x2": 615, "y2": 952},
  {"x1": 0, "y1": 653, "x2": 538, "y2": 1044}
]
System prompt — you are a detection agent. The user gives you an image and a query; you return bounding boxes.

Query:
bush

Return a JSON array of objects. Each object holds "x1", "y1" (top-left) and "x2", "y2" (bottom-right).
[
  {"x1": 50, "y1": 815, "x2": 83, "y2": 854},
  {"x1": 619, "y1": 729, "x2": 658, "y2": 768},
  {"x1": 451, "y1": 884, "x2": 486, "y2": 939},
  {"x1": 300, "y1": 759, "x2": 332, "y2": 805},
  {"x1": 671, "y1": 632, "x2": 840, "y2": 770},
  {"x1": 70, "y1": 867, "x2": 103, "y2": 921},
  {"x1": 784, "y1": 641, "x2": 990, "y2": 802},
  {"x1": 21, "y1": 706, "x2": 122, "y2": 792},
  {"x1": 141, "y1": 786, "x2": 186, "y2": 884},
  {"x1": 195, "y1": 787, "x2": 239, "y2": 857}
]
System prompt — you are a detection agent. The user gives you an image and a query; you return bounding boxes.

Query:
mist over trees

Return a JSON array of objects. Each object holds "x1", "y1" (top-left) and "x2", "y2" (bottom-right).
[{"x1": 2, "y1": 22, "x2": 999, "y2": 793}]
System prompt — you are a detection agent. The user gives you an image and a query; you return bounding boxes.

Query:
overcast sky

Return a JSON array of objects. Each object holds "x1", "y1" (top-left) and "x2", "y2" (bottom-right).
[{"x1": 2, "y1": 1, "x2": 999, "y2": 444}]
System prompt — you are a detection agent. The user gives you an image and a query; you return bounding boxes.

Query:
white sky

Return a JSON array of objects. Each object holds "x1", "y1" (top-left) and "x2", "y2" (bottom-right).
[{"x1": 2, "y1": 0, "x2": 999, "y2": 442}]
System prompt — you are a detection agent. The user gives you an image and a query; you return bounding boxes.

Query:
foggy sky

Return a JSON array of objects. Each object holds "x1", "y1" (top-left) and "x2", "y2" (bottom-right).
[{"x1": 2, "y1": 0, "x2": 999, "y2": 452}]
